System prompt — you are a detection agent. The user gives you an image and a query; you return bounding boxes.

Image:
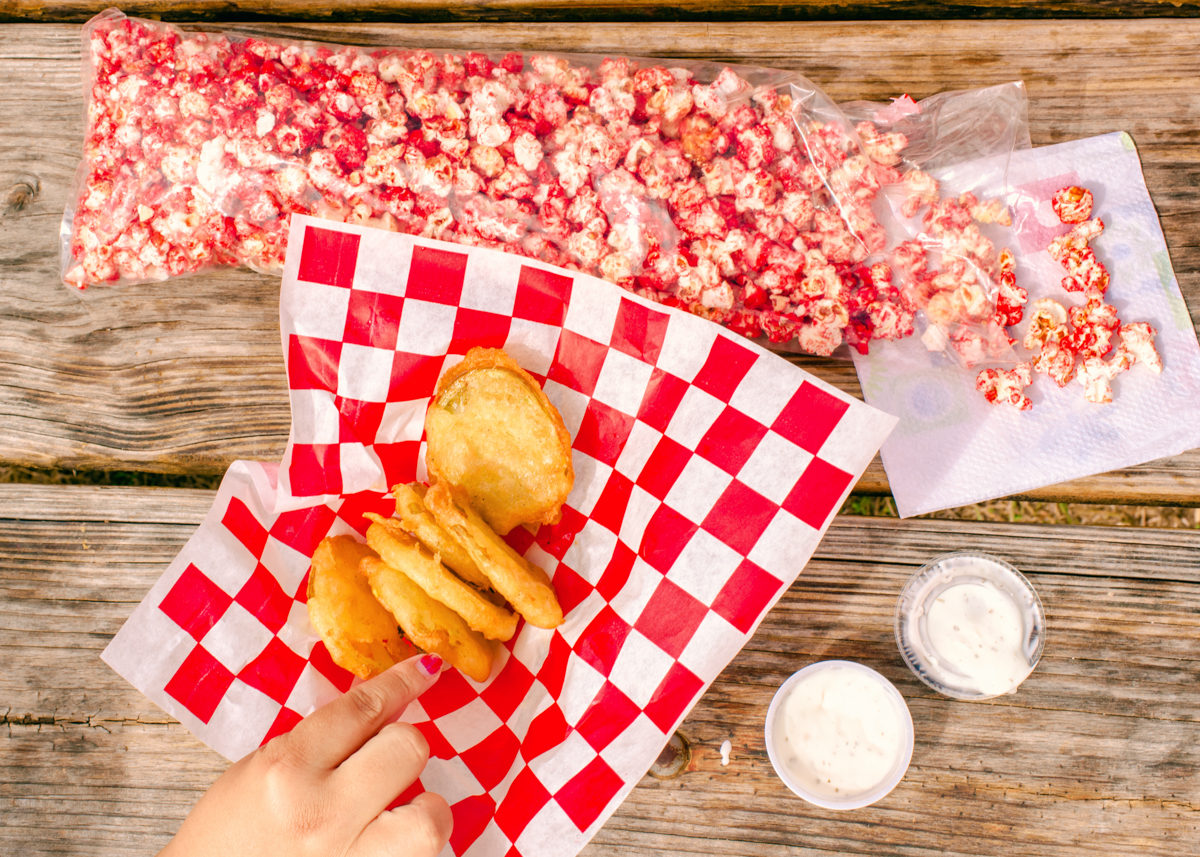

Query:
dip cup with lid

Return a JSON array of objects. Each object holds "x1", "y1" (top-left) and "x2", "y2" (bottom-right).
[
  {"x1": 764, "y1": 660, "x2": 914, "y2": 810},
  {"x1": 895, "y1": 550, "x2": 1045, "y2": 700}
]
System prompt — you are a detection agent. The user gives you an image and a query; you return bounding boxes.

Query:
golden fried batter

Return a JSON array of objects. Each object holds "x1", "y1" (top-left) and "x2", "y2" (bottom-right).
[
  {"x1": 306, "y1": 536, "x2": 416, "y2": 679},
  {"x1": 424, "y1": 347, "x2": 574, "y2": 535},
  {"x1": 423, "y1": 481, "x2": 564, "y2": 629},
  {"x1": 391, "y1": 482, "x2": 494, "y2": 593},
  {"x1": 365, "y1": 514, "x2": 519, "y2": 642},
  {"x1": 363, "y1": 557, "x2": 498, "y2": 683}
]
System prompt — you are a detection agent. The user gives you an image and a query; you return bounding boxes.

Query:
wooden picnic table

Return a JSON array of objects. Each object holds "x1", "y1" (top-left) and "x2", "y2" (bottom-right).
[{"x1": 2, "y1": 5, "x2": 1199, "y2": 857}]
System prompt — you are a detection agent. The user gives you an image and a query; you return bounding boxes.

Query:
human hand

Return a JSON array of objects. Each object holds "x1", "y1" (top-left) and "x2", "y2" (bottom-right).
[{"x1": 159, "y1": 654, "x2": 452, "y2": 857}]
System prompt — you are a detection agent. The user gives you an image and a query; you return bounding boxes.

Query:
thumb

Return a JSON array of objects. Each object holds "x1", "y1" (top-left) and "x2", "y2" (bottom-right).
[{"x1": 283, "y1": 654, "x2": 444, "y2": 771}]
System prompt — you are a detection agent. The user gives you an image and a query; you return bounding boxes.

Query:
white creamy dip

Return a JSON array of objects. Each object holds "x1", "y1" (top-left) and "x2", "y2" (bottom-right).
[
  {"x1": 923, "y1": 580, "x2": 1032, "y2": 697},
  {"x1": 897, "y1": 552, "x2": 1044, "y2": 700},
  {"x1": 771, "y1": 663, "x2": 908, "y2": 801}
]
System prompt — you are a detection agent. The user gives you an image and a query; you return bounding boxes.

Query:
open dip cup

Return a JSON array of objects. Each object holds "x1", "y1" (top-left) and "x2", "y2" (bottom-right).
[
  {"x1": 765, "y1": 660, "x2": 914, "y2": 810},
  {"x1": 895, "y1": 551, "x2": 1046, "y2": 701}
]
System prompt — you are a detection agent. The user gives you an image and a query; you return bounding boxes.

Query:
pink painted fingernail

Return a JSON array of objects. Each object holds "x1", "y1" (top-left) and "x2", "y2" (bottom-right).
[{"x1": 418, "y1": 654, "x2": 443, "y2": 677}]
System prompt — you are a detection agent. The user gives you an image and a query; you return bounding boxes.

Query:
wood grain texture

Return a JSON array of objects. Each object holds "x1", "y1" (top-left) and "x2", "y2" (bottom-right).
[
  {"x1": 2, "y1": 485, "x2": 1198, "y2": 856},
  {"x1": 4, "y1": 0, "x2": 1200, "y2": 24},
  {"x1": 1, "y1": 21, "x2": 1199, "y2": 503}
]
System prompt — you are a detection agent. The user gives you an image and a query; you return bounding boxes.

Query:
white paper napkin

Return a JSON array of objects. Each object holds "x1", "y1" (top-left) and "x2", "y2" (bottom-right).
[{"x1": 853, "y1": 132, "x2": 1200, "y2": 517}]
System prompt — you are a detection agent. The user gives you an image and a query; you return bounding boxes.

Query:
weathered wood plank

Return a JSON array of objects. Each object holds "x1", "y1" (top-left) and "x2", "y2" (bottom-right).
[
  {"x1": 2, "y1": 485, "x2": 1198, "y2": 856},
  {"x1": 1, "y1": 21, "x2": 1199, "y2": 505},
  {"x1": 4, "y1": 0, "x2": 1200, "y2": 24}
]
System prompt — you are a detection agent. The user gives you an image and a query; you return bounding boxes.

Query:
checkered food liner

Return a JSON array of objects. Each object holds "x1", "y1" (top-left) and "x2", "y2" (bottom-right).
[{"x1": 103, "y1": 215, "x2": 896, "y2": 857}]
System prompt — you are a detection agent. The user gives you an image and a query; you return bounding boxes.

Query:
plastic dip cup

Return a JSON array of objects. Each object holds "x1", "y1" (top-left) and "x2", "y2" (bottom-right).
[
  {"x1": 765, "y1": 660, "x2": 914, "y2": 810},
  {"x1": 895, "y1": 550, "x2": 1046, "y2": 701}
]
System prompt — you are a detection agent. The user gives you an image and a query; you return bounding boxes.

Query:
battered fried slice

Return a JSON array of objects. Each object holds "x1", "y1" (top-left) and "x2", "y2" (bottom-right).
[
  {"x1": 391, "y1": 482, "x2": 494, "y2": 593},
  {"x1": 365, "y1": 514, "x2": 519, "y2": 642},
  {"x1": 424, "y1": 347, "x2": 574, "y2": 535},
  {"x1": 423, "y1": 481, "x2": 564, "y2": 629},
  {"x1": 306, "y1": 536, "x2": 417, "y2": 679},
  {"x1": 363, "y1": 556, "x2": 498, "y2": 683}
]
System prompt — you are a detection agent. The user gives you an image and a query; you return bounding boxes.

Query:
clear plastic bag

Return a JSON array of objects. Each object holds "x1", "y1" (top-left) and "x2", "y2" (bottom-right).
[
  {"x1": 843, "y1": 83, "x2": 1032, "y2": 366},
  {"x1": 62, "y1": 10, "x2": 1022, "y2": 359}
]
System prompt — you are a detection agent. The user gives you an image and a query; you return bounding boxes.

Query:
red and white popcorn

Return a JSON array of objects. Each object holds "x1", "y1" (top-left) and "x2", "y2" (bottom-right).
[
  {"x1": 974, "y1": 186, "x2": 1162, "y2": 410},
  {"x1": 1022, "y1": 297, "x2": 1072, "y2": 387},
  {"x1": 1051, "y1": 185, "x2": 1094, "y2": 224},
  {"x1": 1076, "y1": 354, "x2": 1128, "y2": 404},
  {"x1": 855, "y1": 120, "x2": 906, "y2": 166},
  {"x1": 1048, "y1": 217, "x2": 1109, "y2": 297},
  {"x1": 976, "y1": 362, "x2": 1034, "y2": 411},
  {"x1": 994, "y1": 247, "x2": 1028, "y2": 328},
  {"x1": 898, "y1": 169, "x2": 940, "y2": 218},
  {"x1": 1066, "y1": 299, "x2": 1120, "y2": 361},
  {"x1": 883, "y1": 177, "x2": 1018, "y2": 366},
  {"x1": 1030, "y1": 336, "x2": 1078, "y2": 388},
  {"x1": 65, "y1": 11, "x2": 926, "y2": 357},
  {"x1": 850, "y1": 131, "x2": 1200, "y2": 520},
  {"x1": 1022, "y1": 298, "x2": 1069, "y2": 350},
  {"x1": 1116, "y1": 321, "x2": 1163, "y2": 374}
]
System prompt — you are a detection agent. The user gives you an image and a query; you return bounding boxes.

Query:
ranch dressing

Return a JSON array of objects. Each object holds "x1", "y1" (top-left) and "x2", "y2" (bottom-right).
[
  {"x1": 772, "y1": 663, "x2": 909, "y2": 801},
  {"x1": 923, "y1": 580, "x2": 1031, "y2": 697},
  {"x1": 896, "y1": 551, "x2": 1045, "y2": 700}
]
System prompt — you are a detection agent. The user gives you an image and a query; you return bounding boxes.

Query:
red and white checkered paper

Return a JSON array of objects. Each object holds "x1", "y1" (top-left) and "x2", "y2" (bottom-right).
[{"x1": 103, "y1": 214, "x2": 896, "y2": 857}]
